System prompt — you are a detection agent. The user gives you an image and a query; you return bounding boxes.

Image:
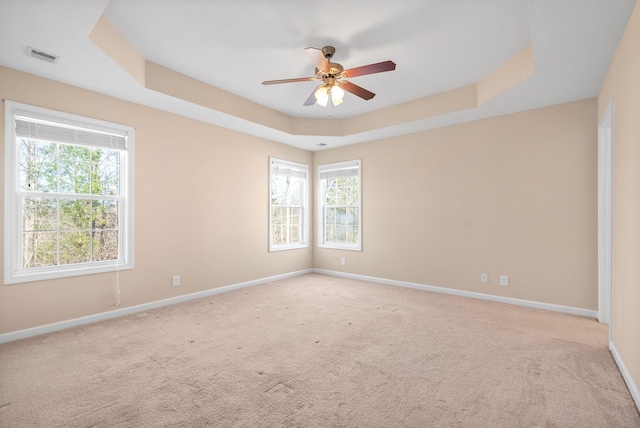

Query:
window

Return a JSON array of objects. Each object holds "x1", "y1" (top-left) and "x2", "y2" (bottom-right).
[
  {"x1": 4, "y1": 101, "x2": 134, "y2": 284},
  {"x1": 318, "y1": 160, "x2": 361, "y2": 250},
  {"x1": 269, "y1": 157, "x2": 308, "y2": 251}
]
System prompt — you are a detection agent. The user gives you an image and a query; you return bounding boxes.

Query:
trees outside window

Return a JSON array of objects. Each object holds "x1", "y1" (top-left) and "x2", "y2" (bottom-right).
[{"x1": 5, "y1": 101, "x2": 134, "y2": 284}]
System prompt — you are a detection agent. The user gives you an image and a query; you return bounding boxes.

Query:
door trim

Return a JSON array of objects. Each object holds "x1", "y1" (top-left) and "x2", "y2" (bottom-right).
[{"x1": 597, "y1": 100, "x2": 613, "y2": 332}]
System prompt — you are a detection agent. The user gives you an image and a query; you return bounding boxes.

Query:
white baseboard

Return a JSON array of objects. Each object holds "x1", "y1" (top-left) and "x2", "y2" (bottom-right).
[
  {"x1": 313, "y1": 269, "x2": 598, "y2": 318},
  {"x1": 0, "y1": 269, "x2": 313, "y2": 344},
  {"x1": 610, "y1": 342, "x2": 640, "y2": 413}
]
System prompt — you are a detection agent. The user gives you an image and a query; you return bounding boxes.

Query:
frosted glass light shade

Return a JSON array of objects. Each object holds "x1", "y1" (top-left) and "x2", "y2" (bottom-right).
[
  {"x1": 315, "y1": 86, "x2": 329, "y2": 107},
  {"x1": 331, "y1": 85, "x2": 344, "y2": 106}
]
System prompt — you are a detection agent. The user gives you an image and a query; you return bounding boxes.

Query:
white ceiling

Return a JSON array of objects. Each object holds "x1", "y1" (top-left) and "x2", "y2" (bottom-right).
[{"x1": 0, "y1": 0, "x2": 636, "y2": 150}]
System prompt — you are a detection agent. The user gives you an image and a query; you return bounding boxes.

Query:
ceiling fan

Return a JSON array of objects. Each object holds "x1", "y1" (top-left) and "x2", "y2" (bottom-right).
[{"x1": 262, "y1": 46, "x2": 396, "y2": 107}]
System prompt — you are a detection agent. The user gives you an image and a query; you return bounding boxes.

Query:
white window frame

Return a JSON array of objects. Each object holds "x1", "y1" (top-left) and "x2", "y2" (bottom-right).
[
  {"x1": 318, "y1": 159, "x2": 362, "y2": 251},
  {"x1": 269, "y1": 157, "x2": 309, "y2": 252},
  {"x1": 4, "y1": 101, "x2": 134, "y2": 284}
]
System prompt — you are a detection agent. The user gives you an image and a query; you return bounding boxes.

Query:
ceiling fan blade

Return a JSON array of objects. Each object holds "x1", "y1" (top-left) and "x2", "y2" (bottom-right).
[
  {"x1": 262, "y1": 77, "x2": 318, "y2": 85},
  {"x1": 344, "y1": 60, "x2": 396, "y2": 78},
  {"x1": 305, "y1": 47, "x2": 330, "y2": 72},
  {"x1": 340, "y1": 81, "x2": 376, "y2": 100},
  {"x1": 303, "y1": 85, "x2": 322, "y2": 106}
]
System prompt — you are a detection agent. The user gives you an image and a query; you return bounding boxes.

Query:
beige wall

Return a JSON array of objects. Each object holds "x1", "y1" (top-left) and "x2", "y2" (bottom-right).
[
  {"x1": 0, "y1": 66, "x2": 313, "y2": 334},
  {"x1": 314, "y1": 98, "x2": 598, "y2": 310},
  {"x1": 598, "y1": 1, "x2": 640, "y2": 401}
]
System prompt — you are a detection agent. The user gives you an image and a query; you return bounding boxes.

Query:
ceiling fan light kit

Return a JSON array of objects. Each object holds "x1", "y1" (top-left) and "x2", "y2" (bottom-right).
[
  {"x1": 313, "y1": 81, "x2": 345, "y2": 107},
  {"x1": 262, "y1": 46, "x2": 396, "y2": 108}
]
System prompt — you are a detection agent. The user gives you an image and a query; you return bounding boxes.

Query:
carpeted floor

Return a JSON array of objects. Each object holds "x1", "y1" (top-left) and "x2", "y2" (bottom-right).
[{"x1": 0, "y1": 273, "x2": 638, "y2": 427}]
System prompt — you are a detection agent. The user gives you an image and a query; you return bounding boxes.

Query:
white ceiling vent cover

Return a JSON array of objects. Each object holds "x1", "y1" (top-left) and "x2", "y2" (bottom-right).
[{"x1": 27, "y1": 47, "x2": 59, "y2": 64}]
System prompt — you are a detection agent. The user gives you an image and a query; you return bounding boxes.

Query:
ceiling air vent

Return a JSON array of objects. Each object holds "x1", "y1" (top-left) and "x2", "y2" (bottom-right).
[{"x1": 27, "y1": 47, "x2": 59, "y2": 64}]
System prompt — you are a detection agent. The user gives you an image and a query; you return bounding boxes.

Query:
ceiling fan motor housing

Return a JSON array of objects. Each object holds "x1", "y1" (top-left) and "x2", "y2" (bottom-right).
[
  {"x1": 322, "y1": 46, "x2": 335, "y2": 59},
  {"x1": 315, "y1": 63, "x2": 344, "y2": 80}
]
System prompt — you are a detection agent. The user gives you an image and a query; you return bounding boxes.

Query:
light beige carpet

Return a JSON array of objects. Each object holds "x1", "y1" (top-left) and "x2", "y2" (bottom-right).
[{"x1": 0, "y1": 273, "x2": 638, "y2": 427}]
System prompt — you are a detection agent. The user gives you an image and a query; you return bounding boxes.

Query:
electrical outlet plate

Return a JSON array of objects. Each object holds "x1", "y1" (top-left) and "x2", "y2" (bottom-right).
[
  {"x1": 341, "y1": 257, "x2": 346, "y2": 265},
  {"x1": 481, "y1": 273, "x2": 488, "y2": 283},
  {"x1": 172, "y1": 275, "x2": 180, "y2": 286},
  {"x1": 500, "y1": 275, "x2": 509, "y2": 286}
]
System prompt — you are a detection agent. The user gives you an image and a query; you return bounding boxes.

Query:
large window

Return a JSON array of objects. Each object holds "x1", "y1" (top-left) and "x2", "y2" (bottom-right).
[
  {"x1": 318, "y1": 160, "x2": 361, "y2": 250},
  {"x1": 4, "y1": 101, "x2": 134, "y2": 284},
  {"x1": 269, "y1": 157, "x2": 308, "y2": 251}
]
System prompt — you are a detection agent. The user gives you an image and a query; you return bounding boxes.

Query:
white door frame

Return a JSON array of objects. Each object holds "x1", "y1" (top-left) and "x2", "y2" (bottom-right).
[{"x1": 597, "y1": 100, "x2": 614, "y2": 332}]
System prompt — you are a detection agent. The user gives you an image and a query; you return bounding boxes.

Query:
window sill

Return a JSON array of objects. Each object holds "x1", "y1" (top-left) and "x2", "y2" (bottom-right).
[
  {"x1": 269, "y1": 243, "x2": 309, "y2": 252},
  {"x1": 318, "y1": 243, "x2": 362, "y2": 251},
  {"x1": 4, "y1": 261, "x2": 133, "y2": 285}
]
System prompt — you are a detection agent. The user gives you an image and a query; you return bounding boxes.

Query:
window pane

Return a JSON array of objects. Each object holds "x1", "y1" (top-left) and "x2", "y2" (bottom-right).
[
  {"x1": 93, "y1": 230, "x2": 118, "y2": 262},
  {"x1": 325, "y1": 225, "x2": 335, "y2": 243},
  {"x1": 346, "y1": 178, "x2": 360, "y2": 205},
  {"x1": 347, "y1": 226, "x2": 359, "y2": 244},
  {"x1": 60, "y1": 144, "x2": 90, "y2": 162},
  {"x1": 93, "y1": 200, "x2": 118, "y2": 230},
  {"x1": 60, "y1": 199, "x2": 91, "y2": 231},
  {"x1": 346, "y1": 207, "x2": 359, "y2": 225},
  {"x1": 272, "y1": 175, "x2": 302, "y2": 206},
  {"x1": 102, "y1": 150, "x2": 120, "y2": 166},
  {"x1": 23, "y1": 231, "x2": 57, "y2": 268},
  {"x1": 336, "y1": 225, "x2": 346, "y2": 242},
  {"x1": 19, "y1": 139, "x2": 57, "y2": 192},
  {"x1": 337, "y1": 180, "x2": 347, "y2": 204},
  {"x1": 289, "y1": 207, "x2": 300, "y2": 224},
  {"x1": 286, "y1": 176, "x2": 301, "y2": 205},
  {"x1": 271, "y1": 206, "x2": 302, "y2": 246},
  {"x1": 23, "y1": 197, "x2": 57, "y2": 231},
  {"x1": 271, "y1": 207, "x2": 282, "y2": 244},
  {"x1": 271, "y1": 175, "x2": 287, "y2": 205},
  {"x1": 271, "y1": 206, "x2": 282, "y2": 224},
  {"x1": 290, "y1": 225, "x2": 300, "y2": 242},
  {"x1": 59, "y1": 162, "x2": 91, "y2": 194},
  {"x1": 59, "y1": 231, "x2": 91, "y2": 265},
  {"x1": 325, "y1": 179, "x2": 339, "y2": 204},
  {"x1": 326, "y1": 207, "x2": 336, "y2": 225},
  {"x1": 272, "y1": 227, "x2": 281, "y2": 245},
  {"x1": 93, "y1": 164, "x2": 120, "y2": 196},
  {"x1": 336, "y1": 207, "x2": 347, "y2": 225},
  {"x1": 275, "y1": 227, "x2": 284, "y2": 245}
]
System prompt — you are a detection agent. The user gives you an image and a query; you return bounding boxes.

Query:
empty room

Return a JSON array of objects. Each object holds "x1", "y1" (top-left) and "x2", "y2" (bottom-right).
[{"x1": 1, "y1": 0, "x2": 639, "y2": 426}]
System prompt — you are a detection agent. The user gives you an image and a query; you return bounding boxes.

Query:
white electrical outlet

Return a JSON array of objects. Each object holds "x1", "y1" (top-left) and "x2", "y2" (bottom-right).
[
  {"x1": 480, "y1": 273, "x2": 488, "y2": 283},
  {"x1": 500, "y1": 275, "x2": 509, "y2": 286},
  {"x1": 172, "y1": 275, "x2": 180, "y2": 287},
  {"x1": 341, "y1": 257, "x2": 346, "y2": 266}
]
